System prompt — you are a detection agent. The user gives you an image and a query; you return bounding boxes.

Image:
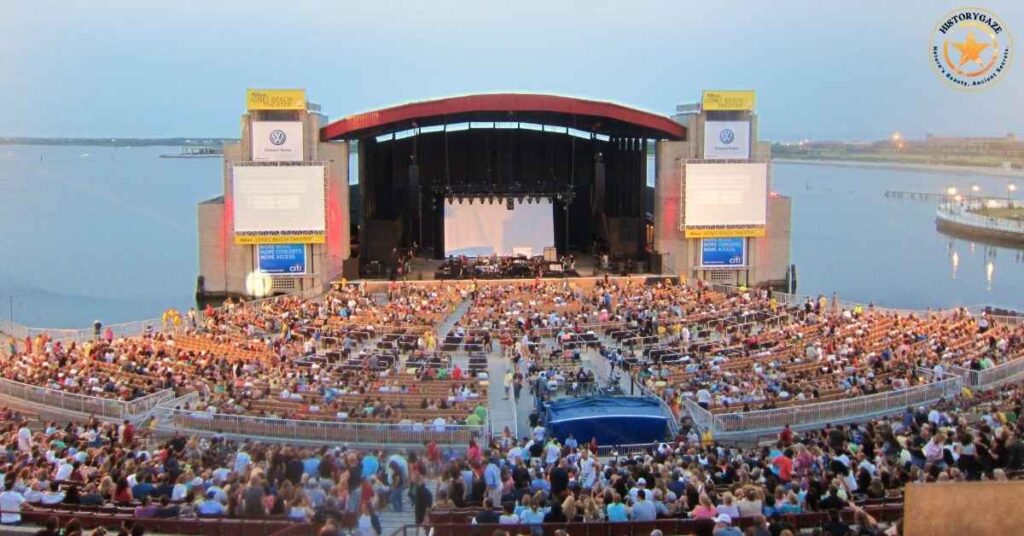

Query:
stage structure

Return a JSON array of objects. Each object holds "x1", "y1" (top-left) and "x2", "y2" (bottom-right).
[
  {"x1": 544, "y1": 396, "x2": 669, "y2": 445},
  {"x1": 196, "y1": 90, "x2": 791, "y2": 299}
]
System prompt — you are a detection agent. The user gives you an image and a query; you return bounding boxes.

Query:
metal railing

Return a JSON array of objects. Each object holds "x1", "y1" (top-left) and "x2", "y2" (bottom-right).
[
  {"x1": 682, "y1": 399, "x2": 716, "y2": 432},
  {"x1": 951, "y1": 357, "x2": 1024, "y2": 390},
  {"x1": 155, "y1": 407, "x2": 487, "y2": 446},
  {"x1": 0, "y1": 377, "x2": 173, "y2": 422},
  {"x1": 937, "y1": 201, "x2": 1024, "y2": 234},
  {"x1": 124, "y1": 389, "x2": 176, "y2": 418},
  {"x1": 692, "y1": 377, "x2": 963, "y2": 437}
]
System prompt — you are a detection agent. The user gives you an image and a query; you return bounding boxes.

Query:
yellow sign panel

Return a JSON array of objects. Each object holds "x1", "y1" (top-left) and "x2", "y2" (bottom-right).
[
  {"x1": 235, "y1": 233, "x2": 324, "y2": 245},
  {"x1": 685, "y1": 227, "x2": 765, "y2": 238},
  {"x1": 246, "y1": 89, "x2": 307, "y2": 111},
  {"x1": 702, "y1": 90, "x2": 756, "y2": 111}
]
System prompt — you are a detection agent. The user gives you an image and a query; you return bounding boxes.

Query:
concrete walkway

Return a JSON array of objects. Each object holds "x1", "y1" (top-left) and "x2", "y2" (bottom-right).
[
  {"x1": 485, "y1": 348, "x2": 521, "y2": 438},
  {"x1": 436, "y1": 299, "x2": 471, "y2": 339}
]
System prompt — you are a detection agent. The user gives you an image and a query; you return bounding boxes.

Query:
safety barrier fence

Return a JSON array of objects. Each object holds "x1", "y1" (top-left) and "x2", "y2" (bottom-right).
[
  {"x1": 153, "y1": 407, "x2": 487, "y2": 446},
  {"x1": 686, "y1": 377, "x2": 963, "y2": 437},
  {"x1": 0, "y1": 377, "x2": 173, "y2": 422},
  {"x1": 682, "y1": 399, "x2": 717, "y2": 432},
  {"x1": 594, "y1": 442, "x2": 662, "y2": 457},
  {"x1": 951, "y1": 356, "x2": 1024, "y2": 390},
  {"x1": 937, "y1": 201, "x2": 1024, "y2": 233}
]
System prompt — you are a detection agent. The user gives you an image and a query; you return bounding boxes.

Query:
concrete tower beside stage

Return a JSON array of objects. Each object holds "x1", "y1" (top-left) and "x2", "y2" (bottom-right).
[
  {"x1": 653, "y1": 91, "x2": 792, "y2": 289},
  {"x1": 196, "y1": 89, "x2": 351, "y2": 301}
]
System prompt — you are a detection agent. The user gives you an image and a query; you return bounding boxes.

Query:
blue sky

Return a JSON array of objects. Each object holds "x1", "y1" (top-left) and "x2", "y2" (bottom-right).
[{"x1": 1, "y1": 0, "x2": 1021, "y2": 141}]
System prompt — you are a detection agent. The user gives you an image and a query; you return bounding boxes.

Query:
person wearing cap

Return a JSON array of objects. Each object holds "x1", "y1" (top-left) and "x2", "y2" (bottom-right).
[
  {"x1": 630, "y1": 489, "x2": 656, "y2": 521},
  {"x1": 712, "y1": 514, "x2": 742, "y2": 536},
  {"x1": 197, "y1": 490, "x2": 226, "y2": 517},
  {"x1": 628, "y1": 477, "x2": 647, "y2": 502}
]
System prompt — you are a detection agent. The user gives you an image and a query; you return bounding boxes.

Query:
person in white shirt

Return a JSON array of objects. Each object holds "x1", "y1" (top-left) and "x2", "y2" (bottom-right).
[
  {"x1": 53, "y1": 459, "x2": 74, "y2": 482},
  {"x1": 234, "y1": 449, "x2": 251, "y2": 475},
  {"x1": 17, "y1": 427, "x2": 31, "y2": 453},
  {"x1": 171, "y1": 477, "x2": 188, "y2": 501},
  {"x1": 0, "y1": 481, "x2": 28, "y2": 525},
  {"x1": 544, "y1": 440, "x2": 561, "y2": 466},
  {"x1": 629, "y1": 477, "x2": 647, "y2": 502},
  {"x1": 39, "y1": 482, "x2": 65, "y2": 505},
  {"x1": 579, "y1": 450, "x2": 598, "y2": 489},
  {"x1": 696, "y1": 389, "x2": 712, "y2": 409}
]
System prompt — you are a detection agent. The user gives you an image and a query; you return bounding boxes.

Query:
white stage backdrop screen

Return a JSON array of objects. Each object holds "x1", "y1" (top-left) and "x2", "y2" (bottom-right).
[
  {"x1": 233, "y1": 165, "x2": 325, "y2": 234},
  {"x1": 444, "y1": 200, "x2": 555, "y2": 257},
  {"x1": 684, "y1": 162, "x2": 767, "y2": 227}
]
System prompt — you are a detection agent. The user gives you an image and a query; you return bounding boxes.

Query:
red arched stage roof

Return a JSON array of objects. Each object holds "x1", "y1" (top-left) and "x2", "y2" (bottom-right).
[{"x1": 320, "y1": 93, "x2": 686, "y2": 141}]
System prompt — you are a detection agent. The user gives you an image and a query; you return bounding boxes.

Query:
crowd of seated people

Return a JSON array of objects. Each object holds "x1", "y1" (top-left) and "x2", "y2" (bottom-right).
[
  {"x1": 0, "y1": 406, "x2": 442, "y2": 534},
  {"x1": 423, "y1": 383, "x2": 1024, "y2": 536},
  {"x1": 2, "y1": 362, "x2": 1024, "y2": 536},
  {"x1": 586, "y1": 285, "x2": 1024, "y2": 417},
  {"x1": 0, "y1": 282, "x2": 487, "y2": 427}
]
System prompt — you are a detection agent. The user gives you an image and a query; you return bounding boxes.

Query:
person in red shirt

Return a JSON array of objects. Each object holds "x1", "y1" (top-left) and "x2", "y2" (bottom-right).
[
  {"x1": 452, "y1": 365, "x2": 463, "y2": 380},
  {"x1": 120, "y1": 420, "x2": 135, "y2": 445},
  {"x1": 466, "y1": 439, "x2": 481, "y2": 464},
  {"x1": 773, "y1": 448, "x2": 794, "y2": 483},
  {"x1": 425, "y1": 440, "x2": 441, "y2": 476},
  {"x1": 779, "y1": 424, "x2": 794, "y2": 447}
]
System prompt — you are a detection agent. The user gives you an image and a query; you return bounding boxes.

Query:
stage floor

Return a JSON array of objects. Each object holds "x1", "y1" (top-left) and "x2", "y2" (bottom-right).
[{"x1": 404, "y1": 254, "x2": 615, "y2": 281}]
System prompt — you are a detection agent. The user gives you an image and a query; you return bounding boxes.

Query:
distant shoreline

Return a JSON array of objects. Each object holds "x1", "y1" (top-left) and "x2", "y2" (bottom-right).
[
  {"x1": 773, "y1": 158, "x2": 1024, "y2": 179},
  {"x1": 1, "y1": 138, "x2": 236, "y2": 148}
]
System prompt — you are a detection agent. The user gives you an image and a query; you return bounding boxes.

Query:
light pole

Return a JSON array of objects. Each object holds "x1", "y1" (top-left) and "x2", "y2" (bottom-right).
[
  {"x1": 946, "y1": 186, "x2": 957, "y2": 203},
  {"x1": 1008, "y1": 184, "x2": 1017, "y2": 208},
  {"x1": 971, "y1": 184, "x2": 980, "y2": 206}
]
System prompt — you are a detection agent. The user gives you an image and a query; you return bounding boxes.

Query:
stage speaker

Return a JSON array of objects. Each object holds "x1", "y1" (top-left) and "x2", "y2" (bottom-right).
[
  {"x1": 407, "y1": 165, "x2": 421, "y2": 207},
  {"x1": 506, "y1": 198, "x2": 514, "y2": 210},
  {"x1": 649, "y1": 253, "x2": 663, "y2": 274},
  {"x1": 342, "y1": 258, "x2": 360, "y2": 280}
]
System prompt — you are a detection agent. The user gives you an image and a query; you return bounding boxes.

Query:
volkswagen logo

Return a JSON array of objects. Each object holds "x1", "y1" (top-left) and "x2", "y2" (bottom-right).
[
  {"x1": 719, "y1": 128, "x2": 735, "y2": 145},
  {"x1": 269, "y1": 129, "x2": 287, "y2": 146}
]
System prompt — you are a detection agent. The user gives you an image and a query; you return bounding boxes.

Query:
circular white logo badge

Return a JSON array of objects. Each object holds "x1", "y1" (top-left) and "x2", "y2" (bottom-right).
[
  {"x1": 269, "y1": 129, "x2": 287, "y2": 146},
  {"x1": 931, "y1": 8, "x2": 1012, "y2": 90}
]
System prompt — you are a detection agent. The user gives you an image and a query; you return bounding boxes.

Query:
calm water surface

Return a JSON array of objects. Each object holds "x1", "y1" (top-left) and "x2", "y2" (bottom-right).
[{"x1": 1, "y1": 146, "x2": 1021, "y2": 328}]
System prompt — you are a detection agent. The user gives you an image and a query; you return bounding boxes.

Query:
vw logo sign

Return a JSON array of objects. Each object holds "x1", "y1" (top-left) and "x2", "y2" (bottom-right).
[
  {"x1": 269, "y1": 129, "x2": 287, "y2": 146},
  {"x1": 719, "y1": 128, "x2": 735, "y2": 145}
]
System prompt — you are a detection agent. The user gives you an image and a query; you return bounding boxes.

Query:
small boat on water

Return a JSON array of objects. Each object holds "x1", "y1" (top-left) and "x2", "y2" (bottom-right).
[{"x1": 159, "y1": 146, "x2": 221, "y2": 158}]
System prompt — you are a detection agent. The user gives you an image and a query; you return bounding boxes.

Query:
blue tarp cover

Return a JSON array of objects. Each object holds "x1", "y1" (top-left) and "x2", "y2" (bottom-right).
[{"x1": 545, "y1": 396, "x2": 667, "y2": 445}]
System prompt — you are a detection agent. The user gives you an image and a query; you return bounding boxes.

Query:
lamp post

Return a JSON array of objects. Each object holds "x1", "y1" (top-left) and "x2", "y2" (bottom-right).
[
  {"x1": 971, "y1": 184, "x2": 980, "y2": 206},
  {"x1": 1008, "y1": 184, "x2": 1017, "y2": 208},
  {"x1": 946, "y1": 186, "x2": 957, "y2": 203}
]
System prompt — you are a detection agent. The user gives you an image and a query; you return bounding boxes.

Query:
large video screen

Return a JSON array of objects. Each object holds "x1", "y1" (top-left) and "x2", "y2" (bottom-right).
[
  {"x1": 232, "y1": 164, "x2": 325, "y2": 237},
  {"x1": 684, "y1": 162, "x2": 767, "y2": 227},
  {"x1": 444, "y1": 199, "x2": 555, "y2": 257}
]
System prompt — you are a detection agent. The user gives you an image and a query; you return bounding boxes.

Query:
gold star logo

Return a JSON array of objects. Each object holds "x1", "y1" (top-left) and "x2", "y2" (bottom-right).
[{"x1": 952, "y1": 32, "x2": 990, "y2": 66}]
